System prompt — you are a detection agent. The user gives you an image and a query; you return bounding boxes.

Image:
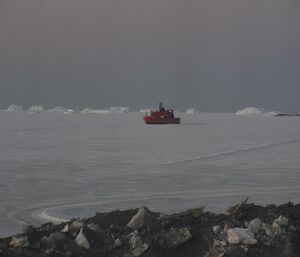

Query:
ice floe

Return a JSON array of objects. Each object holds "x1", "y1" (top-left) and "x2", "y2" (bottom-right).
[{"x1": 186, "y1": 108, "x2": 199, "y2": 114}]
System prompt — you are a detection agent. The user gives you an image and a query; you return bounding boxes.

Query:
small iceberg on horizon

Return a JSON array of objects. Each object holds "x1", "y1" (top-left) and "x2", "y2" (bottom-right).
[
  {"x1": 109, "y1": 106, "x2": 130, "y2": 113},
  {"x1": 186, "y1": 108, "x2": 199, "y2": 114},
  {"x1": 139, "y1": 109, "x2": 152, "y2": 113},
  {"x1": 28, "y1": 105, "x2": 44, "y2": 114},
  {"x1": 236, "y1": 107, "x2": 279, "y2": 117},
  {"x1": 6, "y1": 104, "x2": 24, "y2": 112},
  {"x1": 48, "y1": 107, "x2": 74, "y2": 114},
  {"x1": 236, "y1": 107, "x2": 264, "y2": 116},
  {"x1": 81, "y1": 106, "x2": 130, "y2": 114}
]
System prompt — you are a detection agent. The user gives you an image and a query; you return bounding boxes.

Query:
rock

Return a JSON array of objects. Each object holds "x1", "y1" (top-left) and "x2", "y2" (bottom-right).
[
  {"x1": 65, "y1": 251, "x2": 72, "y2": 257},
  {"x1": 223, "y1": 223, "x2": 230, "y2": 234},
  {"x1": 127, "y1": 207, "x2": 147, "y2": 230},
  {"x1": 213, "y1": 239, "x2": 222, "y2": 247},
  {"x1": 131, "y1": 243, "x2": 149, "y2": 257},
  {"x1": 127, "y1": 230, "x2": 149, "y2": 256},
  {"x1": 271, "y1": 222, "x2": 284, "y2": 235},
  {"x1": 261, "y1": 223, "x2": 273, "y2": 236},
  {"x1": 41, "y1": 233, "x2": 65, "y2": 249},
  {"x1": 213, "y1": 225, "x2": 221, "y2": 234},
  {"x1": 75, "y1": 228, "x2": 90, "y2": 249},
  {"x1": 273, "y1": 215, "x2": 289, "y2": 227},
  {"x1": 185, "y1": 207, "x2": 203, "y2": 218},
  {"x1": 262, "y1": 241, "x2": 272, "y2": 247},
  {"x1": 61, "y1": 224, "x2": 69, "y2": 233},
  {"x1": 227, "y1": 228, "x2": 257, "y2": 245},
  {"x1": 128, "y1": 230, "x2": 139, "y2": 239},
  {"x1": 163, "y1": 227, "x2": 192, "y2": 248},
  {"x1": 271, "y1": 216, "x2": 288, "y2": 235},
  {"x1": 70, "y1": 221, "x2": 84, "y2": 231},
  {"x1": 87, "y1": 223, "x2": 102, "y2": 233},
  {"x1": 113, "y1": 238, "x2": 122, "y2": 248},
  {"x1": 130, "y1": 235, "x2": 143, "y2": 249},
  {"x1": 248, "y1": 218, "x2": 262, "y2": 234},
  {"x1": 10, "y1": 236, "x2": 29, "y2": 248},
  {"x1": 28, "y1": 242, "x2": 40, "y2": 250}
]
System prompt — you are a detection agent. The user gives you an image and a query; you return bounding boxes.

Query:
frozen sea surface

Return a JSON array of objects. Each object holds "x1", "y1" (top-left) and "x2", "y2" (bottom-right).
[{"x1": 0, "y1": 111, "x2": 300, "y2": 237}]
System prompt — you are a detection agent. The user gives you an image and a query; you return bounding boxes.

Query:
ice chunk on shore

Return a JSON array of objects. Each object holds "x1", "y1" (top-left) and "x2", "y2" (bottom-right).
[
  {"x1": 28, "y1": 105, "x2": 44, "y2": 114},
  {"x1": 75, "y1": 228, "x2": 90, "y2": 249},
  {"x1": 186, "y1": 108, "x2": 199, "y2": 114},
  {"x1": 6, "y1": 104, "x2": 24, "y2": 112},
  {"x1": 227, "y1": 228, "x2": 257, "y2": 245}
]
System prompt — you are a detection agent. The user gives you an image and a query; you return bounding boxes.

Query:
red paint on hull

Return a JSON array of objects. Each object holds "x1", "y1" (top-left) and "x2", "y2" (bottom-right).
[{"x1": 143, "y1": 116, "x2": 181, "y2": 124}]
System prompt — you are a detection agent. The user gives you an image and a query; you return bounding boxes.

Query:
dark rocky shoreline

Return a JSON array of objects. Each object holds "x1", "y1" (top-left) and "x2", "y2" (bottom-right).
[{"x1": 1, "y1": 201, "x2": 300, "y2": 257}]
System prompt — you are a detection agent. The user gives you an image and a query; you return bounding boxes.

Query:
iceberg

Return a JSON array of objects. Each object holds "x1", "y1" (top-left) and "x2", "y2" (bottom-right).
[
  {"x1": 81, "y1": 108, "x2": 111, "y2": 114},
  {"x1": 109, "y1": 106, "x2": 130, "y2": 113},
  {"x1": 28, "y1": 105, "x2": 44, "y2": 114},
  {"x1": 48, "y1": 107, "x2": 74, "y2": 114},
  {"x1": 186, "y1": 108, "x2": 199, "y2": 114},
  {"x1": 235, "y1": 107, "x2": 264, "y2": 116},
  {"x1": 81, "y1": 106, "x2": 130, "y2": 114},
  {"x1": 236, "y1": 107, "x2": 281, "y2": 117},
  {"x1": 6, "y1": 104, "x2": 24, "y2": 112}
]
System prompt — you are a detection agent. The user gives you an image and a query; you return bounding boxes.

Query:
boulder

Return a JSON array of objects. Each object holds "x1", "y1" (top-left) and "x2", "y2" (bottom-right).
[
  {"x1": 75, "y1": 228, "x2": 90, "y2": 249},
  {"x1": 132, "y1": 243, "x2": 149, "y2": 257},
  {"x1": 248, "y1": 218, "x2": 262, "y2": 234},
  {"x1": 128, "y1": 230, "x2": 149, "y2": 256},
  {"x1": 213, "y1": 225, "x2": 221, "y2": 234},
  {"x1": 261, "y1": 223, "x2": 273, "y2": 236},
  {"x1": 10, "y1": 236, "x2": 29, "y2": 248},
  {"x1": 130, "y1": 235, "x2": 143, "y2": 249},
  {"x1": 70, "y1": 221, "x2": 84, "y2": 231},
  {"x1": 163, "y1": 227, "x2": 192, "y2": 248},
  {"x1": 41, "y1": 232, "x2": 65, "y2": 249},
  {"x1": 113, "y1": 238, "x2": 122, "y2": 248},
  {"x1": 273, "y1": 215, "x2": 289, "y2": 228},
  {"x1": 227, "y1": 228, "x2": 257, "y2": 245},
  {"x1": 87, "y1": 223, "x2": 102, "y2": 233}
]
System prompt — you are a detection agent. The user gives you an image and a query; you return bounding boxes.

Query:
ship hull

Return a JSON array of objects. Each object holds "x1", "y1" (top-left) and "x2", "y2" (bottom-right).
[{"x1": 143, "y1": 116, "x2": 181, "y2": 124}]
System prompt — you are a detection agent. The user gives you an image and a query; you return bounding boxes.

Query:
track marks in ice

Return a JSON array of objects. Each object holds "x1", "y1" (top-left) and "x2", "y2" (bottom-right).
[{"x1": 165, "y1": 138, "x2": 300, "y2": 165}]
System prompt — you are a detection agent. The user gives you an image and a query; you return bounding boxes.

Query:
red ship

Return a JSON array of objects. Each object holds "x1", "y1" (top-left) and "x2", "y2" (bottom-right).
[{"x1": 143, "y1": 103, "x2": 181, "y2": 124}]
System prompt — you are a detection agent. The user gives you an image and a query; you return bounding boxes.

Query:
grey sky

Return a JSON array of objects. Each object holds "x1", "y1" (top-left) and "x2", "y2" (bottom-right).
[{"x1": 1, "y1": 0, "x2": 300, "y2": 111}]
